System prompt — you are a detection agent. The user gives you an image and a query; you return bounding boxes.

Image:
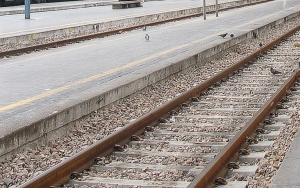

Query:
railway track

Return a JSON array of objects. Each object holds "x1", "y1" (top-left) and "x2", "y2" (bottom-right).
[{"x1": 17, "y1": 24, "x2": 300, "y2": 187}]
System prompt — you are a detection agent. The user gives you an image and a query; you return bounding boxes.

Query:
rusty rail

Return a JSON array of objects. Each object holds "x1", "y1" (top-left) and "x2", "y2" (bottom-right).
[
  {"x1": 20, "y1": 25, "x2": 300, "y2": 188},
  {"x1": 187, "y1": 70, "x2": 300, "y2": 188},
  {"x1": 187, "y1": 26, "x2": 300, "y2": 188}
]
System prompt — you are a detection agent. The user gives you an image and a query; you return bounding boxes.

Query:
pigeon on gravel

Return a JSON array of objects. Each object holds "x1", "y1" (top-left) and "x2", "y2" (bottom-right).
[
  {"x1": 270, "y1": 67, "x2": 282, "y2": 75},
  {"x1": 219, "y1": 33, "x2": 228, "y2": 38},
  {"x1": 215, "y1": 177, "x2": 227, "y2": 185},
  {"x1": 230, "y1": 33, "x2": 234, "y2": 37},
  {"x1": 253, "y1": 32, "x2": 257, "y2": 39},
  {"x1": 145, "y1": 34, "x2": 149, "y2": 41},
  {"x1": 259, "y1": 42, "x2": 263, "y2": 47},
  {"x1": 143, "y1": 25, "x2": 147, "y2": 31}
]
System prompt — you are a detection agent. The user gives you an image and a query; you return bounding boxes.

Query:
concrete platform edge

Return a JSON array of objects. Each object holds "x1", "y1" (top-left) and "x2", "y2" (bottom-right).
[
  {"x1": 271, "y1": 129, "x2": 300, "y2": 187},
  {"x1": 1, "y1": 11, "x2": 299, "y2": 159},
  {"x1": 0, "y1": 1, "x2": 113, "y2": 16}
]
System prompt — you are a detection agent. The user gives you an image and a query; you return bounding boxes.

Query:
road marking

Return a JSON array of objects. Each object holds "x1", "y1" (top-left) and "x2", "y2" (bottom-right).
[{"x1": 0, "y1": 5, "x2": 298, "y2": 112}]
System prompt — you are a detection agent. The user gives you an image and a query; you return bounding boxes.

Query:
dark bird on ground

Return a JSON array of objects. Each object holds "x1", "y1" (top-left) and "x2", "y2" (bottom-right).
[
  {"x1": 143, "y1": 25, "x2": 147, "y2": 31},
  {"x1": 253, "y1": 32, "x2": 257, "y2": 39},
  {"x1": 70, "y1": 172, "x2": 83, "y2": 180},
  {"x1": 145, "y1": 34, "x2": 149, "y2": 41},
  {"x1": 215, "y1": 177, "x2": 227, "y2": 185},
  {"x1": 219, "y1": 33, "x2": 228, "y2": 38},
  {"x1": 259, "y1": 42, "x2": 263, "y2": 47},
  {"x1": 270, "y1": 67, "x2": 282, "y2": 75},
  {"x1": 230, "y1": 33, "x2": 234, "y2": 37},
  {"x1": 228, "y1": 162, "x2": 240, "y2": 169},
  {"x1": 238, "y1": 148, "x2": 251, "y2": 155}
]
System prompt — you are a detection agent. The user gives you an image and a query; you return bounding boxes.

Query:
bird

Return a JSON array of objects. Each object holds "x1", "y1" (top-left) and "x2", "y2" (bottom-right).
[
  {"x1": 219, "y1": 33, "x2": 228, "y2": 38},
  {"x1": 143, "y1": 25, "x2": 147, "y2": 31},
  {"x1": 145, "y1": 34, "x2": 149, "y2": 41},
  {"x1": 253, "y1": 32, "x2": 257, "y2": 39},
  {"x1": 270, "y1": 67, "x2": 282, "y2": 75},
  {"x1": 228, "y1": 162, "x2": 240, "y2": 169},
  {"x1": 238, "y1": 148, "x2": 251, "y2": 155},
  {"x1": 230, "y1": 33, "x2": 234, "y2": 37},
  {"x1": 259, "y1": 42, "x2": 263, "y2": 47},
  {"x1": 215, "y1": 177, "x2": 227, "y2": 185}
]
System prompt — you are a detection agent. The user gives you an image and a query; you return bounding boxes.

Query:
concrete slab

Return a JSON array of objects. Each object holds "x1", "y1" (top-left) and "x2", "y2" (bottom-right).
[
  {"x1": 239, "y1": 152, "x2": 266, "y2": 163},
  {"x1": 69, "y1": 177, "x2": 191, "y2": 187},
  {"x1": 218, "y1": 180, "x2": 248, "y2": 188},
  {"x1": 0, "y1": 0, "x2": 113, "y2": 16},
  {"x1": 92, "y1": 161, "x2": 205, "y2": 172},
  {"x1": 248, "y1": 141, "x2": 274, "y2": 151},
  {"x1": 227, "y1": 165, "x2": 258, "y2": 176},
  {"x1": 271, "y1": 128, "x2": 300, "y2": 188}
]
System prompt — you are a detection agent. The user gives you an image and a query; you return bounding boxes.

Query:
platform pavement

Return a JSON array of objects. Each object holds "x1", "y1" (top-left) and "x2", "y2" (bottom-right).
[
  {"x1": 0, "y1": 0, "x2": 266, "y2": 39},
  {"x1": 0, "y1": 0, "x2": 114, "y2": 16},
  {"x1": 271, "y1": 128, "x2": 300, "y2": 188},
  {"x1": 0, "y1": 0, "x2": 237, "y2": 16}
]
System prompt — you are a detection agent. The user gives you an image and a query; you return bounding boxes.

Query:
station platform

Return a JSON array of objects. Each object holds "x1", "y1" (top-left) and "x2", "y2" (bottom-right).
[
  {"x1": 0, "y1": 0, "x2": 269, "y2": 39},
  {"x1": 0, "y1": 0, "x2": 300, "y2": 187},
  {"x1": 0, "y1": 0, "x2": 113, "y2": 16},
  {"x1": 271, "y1": 130, "x2": 300, "y2": 187}
]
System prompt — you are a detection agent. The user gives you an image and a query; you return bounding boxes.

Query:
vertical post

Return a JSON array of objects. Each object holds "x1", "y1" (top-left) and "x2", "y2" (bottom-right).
[
  {"x1": 203, "y1": 0, "x2": 206, "y2": 20},
  {"x1": 25, "y1": 0, "x2": 30, "y2": 19},
  {"x1": 216, "y1": 0, "x2": 218, "y2": 17}
]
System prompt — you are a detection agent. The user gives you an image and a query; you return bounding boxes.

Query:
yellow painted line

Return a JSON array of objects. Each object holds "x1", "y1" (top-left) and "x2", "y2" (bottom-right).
[
  {"x1": 0, "y1": 5, "x2": 298, "y2": 112},
  {"x1": 0, "y1": 85, "x2": 70, "y2": 112}
]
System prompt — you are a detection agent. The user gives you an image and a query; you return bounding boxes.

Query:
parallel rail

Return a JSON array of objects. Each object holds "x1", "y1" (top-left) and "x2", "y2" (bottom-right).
[
  {"x1": 188, "y1": 70, "x2": 300, "y2": 188},
  {"x1": 188, "y1": 25, "x2": 300, "y2": 188},
  {"x1": 19, "y1": 25, "x2": 300, "y2": 188}
]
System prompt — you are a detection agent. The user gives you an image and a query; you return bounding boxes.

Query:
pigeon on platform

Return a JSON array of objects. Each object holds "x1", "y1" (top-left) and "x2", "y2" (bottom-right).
[
  {"x1": 230, "y1": 33, "x2": 234, "y2": 37},
  {"x1": 270, "y1": 67, "x2": 282, "y2": 75},
  {"x1": 143, "y1": 25, "x2": 147, "y2": 31},
  {"x1": 145, "y1": 34, "x2": 149, "y2": 41},
  {"x1": 219, "y1": 33, "x2": 228, "y2": 38},
  {"x1": 259, "y1": 42, "x2": 263, "y2": 47}
]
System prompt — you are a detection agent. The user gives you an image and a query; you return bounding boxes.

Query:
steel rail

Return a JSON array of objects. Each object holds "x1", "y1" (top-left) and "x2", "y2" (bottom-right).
[
  {"x1": 20, "y1": 25, "x2": 300, "y2": 188},
  {"x1": 0, "y1": 0, "x2": 270, "y2": 59},
  {"x1": 187, "y1": 26, "x2": 300, "y2": 188},
  {"x1": 187, "y1": 70, "x2": 300, "y2": 188}
]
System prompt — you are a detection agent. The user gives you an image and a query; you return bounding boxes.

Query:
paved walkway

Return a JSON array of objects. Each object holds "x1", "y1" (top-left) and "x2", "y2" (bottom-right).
[
  {"x1": 271, "y1": 125, "x2": 300, "y2": 187},
  {"x1": 0, "y1": 0, "x2": 239, "y2": 37},
  {"x1": 0, "y1": 0, "x2": 113, "y2": 15}
]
